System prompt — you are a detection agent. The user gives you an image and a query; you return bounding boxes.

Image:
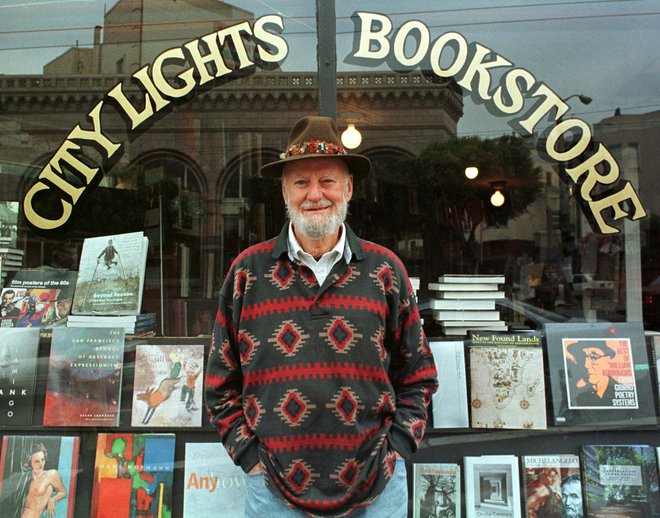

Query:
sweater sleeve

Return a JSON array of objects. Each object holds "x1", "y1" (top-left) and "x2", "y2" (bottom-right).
[
  {"x1": 386, "y1": 269, "x2": 439, "y2": 459},
  {"x1": 204, "y1": 272, "x2": 260, "y2": 472}
]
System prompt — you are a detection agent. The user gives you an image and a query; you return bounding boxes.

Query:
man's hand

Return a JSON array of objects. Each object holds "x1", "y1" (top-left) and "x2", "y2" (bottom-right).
[{"x1": 249, "y1": 463, "x2": 263, "y2": 474}]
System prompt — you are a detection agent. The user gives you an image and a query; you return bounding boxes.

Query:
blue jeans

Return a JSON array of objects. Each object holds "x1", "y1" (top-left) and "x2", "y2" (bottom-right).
[{"x1": 244, "y1": 458, "x2": 408, "y2": 518}]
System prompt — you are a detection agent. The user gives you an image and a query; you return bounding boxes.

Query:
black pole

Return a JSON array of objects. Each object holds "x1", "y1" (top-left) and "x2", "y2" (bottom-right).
[{"x1": 316, "y1": 0, "x2": 337, "y2": 118}]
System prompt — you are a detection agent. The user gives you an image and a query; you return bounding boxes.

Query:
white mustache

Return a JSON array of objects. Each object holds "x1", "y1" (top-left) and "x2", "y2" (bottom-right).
[{"x1": 300, "y1": 200, "x2": 332, "y2": 210}]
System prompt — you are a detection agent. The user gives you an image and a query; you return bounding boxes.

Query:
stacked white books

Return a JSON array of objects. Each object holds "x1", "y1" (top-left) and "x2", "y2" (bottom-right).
[
  {"x1": 428, "y1": 274, "x2": 507, "y2": 336},
  {"x1": 0, "y1": 246, "x2": 24, "y2": 285},
  {"x1": 67, "y1": 312, "x2": 157, "y2": 335}
]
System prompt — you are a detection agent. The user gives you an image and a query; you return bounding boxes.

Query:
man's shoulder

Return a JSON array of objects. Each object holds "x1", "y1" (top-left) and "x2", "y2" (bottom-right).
[
  {"x1": 357, "y1": 239, "x2": 406, "y2": 270},
  {"x1": 233, "y1": 238, "x2": 278, "y2": 265}
]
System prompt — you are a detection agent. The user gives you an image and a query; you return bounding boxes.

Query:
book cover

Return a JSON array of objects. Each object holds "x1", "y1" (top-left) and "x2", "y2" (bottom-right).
[
  {"x1": 429, "y1": 282, "x2": 502, "y2": 292},
  {"x1": 7, "y1": 269, "x2": 78, "y2": 328},
  {"x1": 434, "y1": 309, "x2": 501, "y2": 321},
  {"x1": 439, "y1": 274, "x2": 505, "y2": 284},
  {"x1": 545, "y1": 323, "x2": 655, "y2": 426},
  {"x1": 412, "y1": 463, "x2": 461, "y2": 518},
  {"x1": 468, "y1": 332, "x2": 547, "y2": 429},
  {"x1": 464, "y1": 455, "x2": 521, "y2": 518},
  {"x1": 43, "y1": 327, "x2": 125, "y2": 427},
  {"x1": 90, "y1": 433, "x2": 175, "y2": 518},
  {"x1": 428, "y1": 299, "x2": 496, "y2": 310},
  {"x1": 522, "y1": 454, "x2": 582, "y2": 518},
  {"x1": 72, "y1": 231, "x2": 148, "y2": 315},
  {"x1": 131, "y1": 344, "x2": 204, "y2": 427},
  {"x1": 0, "y1": 327, "x2": 40, "y2": 426},
  {"x1": 0, "y1": 435, "x2": 80, "y2": 518},
  {"x1": 1, "y1": 287, "x2": 59, "y2": 328},
  {"x1": 429, "y1": 340, "x2": 469, "y2": 428},
  {"x1": 581, "y1": 444, "x2": 660, "y2": 517},
  {"x1": 183, "y1": 443, "x2": 245, "y2": 517},
  {"x1": 435, "y1": 290, "x2": 505, "y2": 300}
]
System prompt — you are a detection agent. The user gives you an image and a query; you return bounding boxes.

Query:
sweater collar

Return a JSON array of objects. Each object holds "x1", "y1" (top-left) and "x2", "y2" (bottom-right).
[{"x1": 272, "y1": 222, "x2": 364, "y2": 262}]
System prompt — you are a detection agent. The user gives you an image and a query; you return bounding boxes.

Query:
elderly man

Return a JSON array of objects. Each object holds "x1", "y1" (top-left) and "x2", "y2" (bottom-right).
[{"x1": 205, "y1": 116, "x2": 438, "y2": 517}]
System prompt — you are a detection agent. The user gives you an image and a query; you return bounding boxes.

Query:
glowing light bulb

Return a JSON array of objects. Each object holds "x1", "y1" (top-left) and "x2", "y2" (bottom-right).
[
  {"x1": 490, "y1": 189, "x2": 505, "y2": 207},
  {"x1": 465, "y1": 166, "x2": 479, "y2": 180},
  {"x1": 341, "y1": 124, "x2": 362, "y2": 149}
]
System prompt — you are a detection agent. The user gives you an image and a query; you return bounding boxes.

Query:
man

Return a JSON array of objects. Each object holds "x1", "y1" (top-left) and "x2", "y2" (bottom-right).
[
  {"x1": 97, "y1": 239, "x2": 119, "y2": 270},
  {"x1": 0, "y1": 289, "x2": 20, "y2": 326},
  {"x1": 205, "y1": 116, "x2": 438, "y2": 517},
  {"x1": 567, "y1": 340, "x2": 618, "y2": 407},
  {"x1": 560, "y1": 475, "x2": 583, "y2": 518},
  {"x1": 526, "y1": 468, "x2": 563, "y2": 518}
]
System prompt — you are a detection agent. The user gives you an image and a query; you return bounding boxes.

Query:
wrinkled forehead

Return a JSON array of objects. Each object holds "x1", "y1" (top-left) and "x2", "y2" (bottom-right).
[{"x1": 282, "y1": 157, "x2": 350, "y2": 180}]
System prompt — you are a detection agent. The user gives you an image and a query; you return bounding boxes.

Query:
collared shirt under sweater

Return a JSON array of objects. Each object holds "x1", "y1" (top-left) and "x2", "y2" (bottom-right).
[{"x1": 205, "y1": 223, "x2": 438, "y2": 517}]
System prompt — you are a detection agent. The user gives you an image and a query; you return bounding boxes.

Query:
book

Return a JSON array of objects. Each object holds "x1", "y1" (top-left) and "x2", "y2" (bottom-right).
[
  {"x1": 131, "y1": 344, "x2": 204, "y2": 427},
  {"x1": 43, "y1": 327, "x2": 125, "y2": 427},
  {"x1": 0, "y1": 435, "x2": 80, "y2": 518},
  {"x1": 90, "y1": 433, "x2": 175, "y2": 518},
  {"x1": 0, "y1": 201, "x2": 19, "y2": 249},
  {"x1": 427, "y1": 299, "x2": 496, "y2": 310},
  {"x1": 0, "y1": 327, "x2": 40, "y2": 426},
  {"x1": 429, "y1": 282, "x2": 502, "y2": 292},
  {"x1": 435, "y1": 290, "x2": 506, "y2": 300},
  {"x1": 67, "y1": 313, "x2": 156, "y2": 335},
  {"x1": 0, "y1": 287, "x2": 59, "y2": 328},
  {"x1": 521, "y1": 454, "x2": 582, "y2": 518},
  {"x1": 412, "y1": 463, "x2": 461, "y2": 518},
  {"x1": 441, "y1": 323, "x2": 508, "y2": 336},
  {"x1": 468, "y1": 331, "x2": 547, "y2": 429},
  {"x1": 464, "y1": 455, "x2": 521, "y2": 518},
  {"x1": 544, "y1": 322, "x2": 656, "y2": 426},
  {"x1": 183, "y1": 443, "x2": 245, "y2": 517},
  {"x1": 439, "y1": 274, "x2": 505, "y2": 284},
  {"x1": 7, "y1": 269, "x2": 78, "y2": 328},
  {"x1": 72, "y1": 231, "x2": 148, "y2": 315},
  {"x1": 434, "y1": 309, "x2": 501, "y2": 321},
  {"x1": 429, "y1": 340, "x2": 469, "y2": 428},
  {"x1": 581, "y1": 444, "x2": 660, "y2": 517}
]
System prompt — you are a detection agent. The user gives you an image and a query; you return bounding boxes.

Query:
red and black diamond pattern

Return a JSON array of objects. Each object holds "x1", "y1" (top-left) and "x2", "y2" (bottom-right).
[
  {"x1": 370, "y1": 325, "x2": 387, "y2": 362},
  {"x1": 267, "y1": 320, "x2": 310, "y2": 357},
  {"x1": 320, "y1": 317, "x2": 363, "y2": 354},
  {"x1": 284, "y1": 459, "x2": 320, "y2": 495},
  {"x1": 243, "y1": 395, "x2": 265, "y2": 429},
  {"x1": 267, "y1": 259, "x2": 295, "y2": 290},
  {"x1": 326, "y1": 387, "x2": 365, "y2": 426},
  {"x1": 237, "y1": 331, "x2": 260, "y2": 364},
  {"x1": 333, "y1": 264, "x2": 360, "y2": 288},
  {"x1": 369, "y1": 262, "x2": 399, "y2": 295},
  {"x1": 233, "y1": 267, "x2": 256, "y2": 298},
  {"x1": 330, "y1": 458, "x2": 364, "y2": 489},
  {"x1": 275, "y1": 389, "x2": 316, "y2": 428}
]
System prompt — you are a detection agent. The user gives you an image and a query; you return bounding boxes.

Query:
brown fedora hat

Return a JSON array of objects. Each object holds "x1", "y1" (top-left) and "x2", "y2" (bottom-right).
[{"x1": 259, "y1": 116, "x2": 371, "y2": 179}]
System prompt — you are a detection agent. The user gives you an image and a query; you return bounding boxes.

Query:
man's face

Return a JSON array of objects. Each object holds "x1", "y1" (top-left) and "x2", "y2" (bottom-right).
[
  {"x1": 57, "y1": 298, "x2": 72, "y2": 314},
  {"x1": 582, "y1": 346, "x2": 609, "y2": 384},
  {"x1": 561, "y1": 480, "x2": 583, "y2": 518},
  {"x1": 282, "y1": 157, "x2": 353, "y2": 239},
  {"x1": 1, "y1": 293, "x2": 13, "y2": 306}
]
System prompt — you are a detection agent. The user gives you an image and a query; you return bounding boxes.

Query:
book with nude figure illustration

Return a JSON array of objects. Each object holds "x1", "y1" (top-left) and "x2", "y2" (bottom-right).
[
  {"x1": 0, "y1": 327, "x2": 41, "y2": 426},
  {"x1": 544, "y1": 322, "x2": 655, "y2": 426},
  {"x1": 183, "y1": 442, "x2": 246, "y2": 517},
  {"x1": 521, "y1": 454, "x2": 583, "y2": 518},
  {"x1": 412, "y1": 463, "x2": 461, "y2": 518},
  {"x1": 0, "y1": 435, "x2": 80, "y2": 518},
  {"x1": 72, "y1": 231, "x2": 148, "y2": 316},
  {"x1": 131, "y1": 344, "x2": 204, "y2": 427},
  {"x1": 43, "y1": 326, "x2": 125, "y2": 427},
  {"x1": 90, "y1": 433, "x2": 175, "y2": 518}
]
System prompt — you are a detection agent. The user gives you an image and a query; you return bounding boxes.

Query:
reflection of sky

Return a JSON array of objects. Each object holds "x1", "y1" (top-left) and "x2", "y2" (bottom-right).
[{"x1": 0, "y1": 0, "x2": 657, "y2": 136}]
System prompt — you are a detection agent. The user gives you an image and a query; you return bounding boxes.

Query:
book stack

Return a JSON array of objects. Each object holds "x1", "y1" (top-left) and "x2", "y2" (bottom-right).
[
  {"x1": 428, "y1": 274, "x2": 507, "y2": 336},
  {"x1": 67, "y1": 312, "x2": 156, "y2": 335},
  {"x1": 0, "y1": 246, "x2": 24, "y2": 286}
]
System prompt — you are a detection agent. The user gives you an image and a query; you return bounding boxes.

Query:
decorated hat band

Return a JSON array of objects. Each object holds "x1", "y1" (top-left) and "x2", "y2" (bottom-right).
[{"x1": 281, "y1": 139, "x2": 348, "y2": 160}]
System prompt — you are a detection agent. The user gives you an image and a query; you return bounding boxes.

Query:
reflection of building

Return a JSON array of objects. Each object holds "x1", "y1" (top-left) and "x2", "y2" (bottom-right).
[{"x1": 0, "y1": 4, "x2": 463, "y2": 334}]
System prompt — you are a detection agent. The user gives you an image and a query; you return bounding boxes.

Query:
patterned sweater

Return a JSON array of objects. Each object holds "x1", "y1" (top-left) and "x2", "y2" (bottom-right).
[{"x1": 205, "y1": 224, "x2": 438, "y2": 517}]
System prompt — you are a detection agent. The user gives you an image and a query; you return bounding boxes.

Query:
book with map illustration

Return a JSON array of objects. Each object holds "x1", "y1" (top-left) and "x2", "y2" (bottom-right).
[
  {"x1": 522, "y1": 454, "x2": 582, "y2": 518},
  {"x1": 464, "y1": 455, "x2": 521, "y2": 518},
  {"x1": 72, "y1": 231, "x2": 148, "y2": 315},
  {"x1": 90, "y1": 433, "x2": 175, "y2": 518},
  {"x1": 581, "y1": 444, "x2": 660, "y2": 517},
  {"x1": 0, "y1": 327, "x2": 40, "y2": 426},
  {"x1": 183, "y1": 442, "x2": 245, "y2": 517},
  {"x1": 429, "y1": 340, "x2": 469, "y2": 428},
  {"x1": 412, "y1": 463, "x2": 461, "y2": 518},
  {"x1": 43, "y1": 327, "x2": 125, "y2": 427},
  {"x1": 545, "y1": 322, "x2": 655, "y2": 426},
  {"x1": 131, "y1": 344, "x2": 204, "y2": 427},
  {"x1": 0, "y1": 435, "x2": 80, "y2": 518},
  {"x1": 468, "y1": 331, "x2": 547, "y2": 429}
]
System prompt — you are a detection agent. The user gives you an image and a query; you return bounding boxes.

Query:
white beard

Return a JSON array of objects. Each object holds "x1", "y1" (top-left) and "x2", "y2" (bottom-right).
[{"x1": 285, "y1": 193, "x2": 348, "y2": 239}]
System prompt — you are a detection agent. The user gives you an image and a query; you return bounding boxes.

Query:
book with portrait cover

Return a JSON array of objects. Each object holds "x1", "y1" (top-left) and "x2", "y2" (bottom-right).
[
  {"x1": 468, "y1": 331, "x2": 547, "y2": 429},
  {"x1": 428, "y1": 340, "x2": 469, "y2": 428},
  {"x1": 90, "y1": 433, "x2": 175, "y2": 518},
  {"x1": 412, "y1": 463, "x2": 461, "y2": 518},
  {"x1": 580, "y1": 444, "x2": 660, "y2": 518},
  {"x1": 43, "y1": 327, "x2": 125, "y2": 427},
  {"x1": 0, "y1": 327, "x2": 40, "y2": 426},
  {"x1": 2, "y1": 269, "x2": 77, "y2": 330},
  {"x1": 131, "y1": 344, "x2": 204, "y2": 427},
  {"x1": 72, "y1": 231, "x2": 148, "y2": 315},
  {"x1": 522, "y1": 454, "x2": 583, "y2": 518},
  {"x1": 0, "y1": 435, "x2": 80, "y2": 518},
  {"x1": 544, "y1": 322, "x2": 655, "y2": 426},
  {"x1": 183, "y1": 442, "x2": 245, "y2": 518},
  {"x1": 464, "y1": 455, "x2": 521, "y2": 518}
]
